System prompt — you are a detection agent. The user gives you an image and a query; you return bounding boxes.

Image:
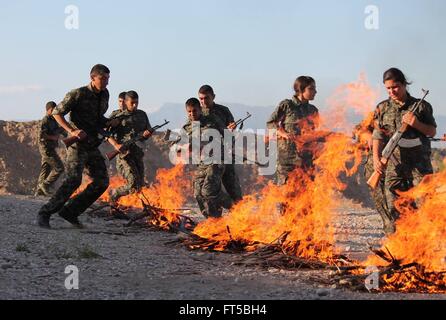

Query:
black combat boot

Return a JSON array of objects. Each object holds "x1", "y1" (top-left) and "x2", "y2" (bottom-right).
[
  {"x1": 59, "y1": 209, "x2": 84, "y2": 229},
  {"x1": 37, "y1": 212, "x2": 51, "y2": 229}
]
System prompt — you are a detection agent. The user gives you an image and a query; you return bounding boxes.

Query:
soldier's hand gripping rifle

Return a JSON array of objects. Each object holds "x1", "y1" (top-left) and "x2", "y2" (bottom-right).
[
  {"x1": 62, "y1": 128, "x2": 114, "y2": 148},
  {"x1": 106, "y1": 119, "x2": 170, "y2": 160},
  {"x1": 367, "y1": 89, "x2": 430, "y2": 189},
  {"x1": 62, "y1": 113, "x2": 133, "y2": 148},
  {"x1": 233, "y1": 112, "x2": 252, "y2": 130}
]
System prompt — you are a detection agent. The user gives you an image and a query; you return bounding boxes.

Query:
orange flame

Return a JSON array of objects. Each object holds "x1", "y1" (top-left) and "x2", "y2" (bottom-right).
[
  {"x1": 74, "y1": 165, "x2": 190, "y2": 227},
  {"x1": 363, "y1": 160, "x2": 446, "y2": 292},
  {"x1": 323, "y1": 73, "x2": 379, "y2": 134},
  {"x1": 193, "y1": 133, "x2": 363, "y2": 260}
]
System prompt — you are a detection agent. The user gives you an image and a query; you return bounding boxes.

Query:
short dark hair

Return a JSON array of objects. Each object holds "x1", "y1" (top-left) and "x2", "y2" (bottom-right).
[
  {"x1": 293, "y1": 76, "x2": 315, "y2": 94},
  {"x1": 125, "y1": 91, "x2": 139, "y2": 100},
  {"x1": 90, "y1": 64, "x2": 110, "y2": 76},
  {"x1": 185, "y1": 98, "x2": 201, "y2": 109},
  {"x1": 118, "y1": 92, "x2": 127, "y2": 99},
  {"x1": 45, "y1": 101, "x2": 56, "y2": 111},
  {"x1": 198, "y1": 85, "x2": 214, "y2": 96},
  {"x1": 383, "y1": 68, "x2": 412, "y2": 86}
]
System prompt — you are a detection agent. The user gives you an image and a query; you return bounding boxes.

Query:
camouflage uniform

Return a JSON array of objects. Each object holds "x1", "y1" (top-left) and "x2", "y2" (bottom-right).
[
  {"x1": 38, "y1": 83, "x2": 110, "y2": 221},
  {"x1": 202, "y1": 104, "x2": 243, "y2": 203},
  {"x1": 110, "y1": 109, "x2": 152, "y2": 202},
  {"x1": 36, "y1": 115, "x2": 65, "y2": 194},
  {"x1": 109, "y1": 109, "x2": 123, "y2": 119},
  {"x1": 372, "y1": 95, "x2": 436, "y2": 230},
  {"x1": 364, "y1": 152, "x2": 393, "y2": 233},
  {"x1": 183, "y1": 115, "x2": 230, "y2": 218},
  {"x1": 267, "y1": 96, "x2": 319, "y2": 185}
]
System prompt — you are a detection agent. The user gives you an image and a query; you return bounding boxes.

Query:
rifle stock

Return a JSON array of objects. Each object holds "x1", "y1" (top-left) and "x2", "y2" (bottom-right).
[
  {"x1": 62, "y1": 135, "x2": 82, "y2": 147},
  {"x1": 366, "y1": 147, "x2": 389, "y2": 189},
  {"x1": 106, "y1": 149, "x2": 121, "y2": 161},
  {"x1": 367, "y1": 171, "x2": 381, "y2": 189}
]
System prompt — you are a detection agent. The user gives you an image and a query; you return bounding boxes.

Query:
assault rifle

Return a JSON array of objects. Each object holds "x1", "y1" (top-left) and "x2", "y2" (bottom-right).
[
  {"x1": 106, "y1": 120, "x2": 170, "y2": 160},
  {"x1": 233, "y1": 112, "x2": 252, "y2": 130}
]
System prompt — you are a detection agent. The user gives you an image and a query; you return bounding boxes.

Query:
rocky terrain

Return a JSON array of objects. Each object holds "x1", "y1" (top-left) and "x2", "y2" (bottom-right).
[{"x1": 1, "y1": 194, "x2": 445, "y2": 300}]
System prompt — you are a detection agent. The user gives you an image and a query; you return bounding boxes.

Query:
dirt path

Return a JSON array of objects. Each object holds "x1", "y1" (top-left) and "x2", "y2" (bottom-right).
[{"x1": 0, "y1": 195, "x2": 444, "y2": 300}]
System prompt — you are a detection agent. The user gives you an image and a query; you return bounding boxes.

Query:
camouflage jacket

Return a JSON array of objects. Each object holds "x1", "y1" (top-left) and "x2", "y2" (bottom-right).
[
  {"x1": 38, "y1": 115, "x2": 63, "y2": 148},
  {"x1": 202, "y1": 103, "x2": 234, "y2": 132},
  {"x1": 52, "y1": 83, "x2": 110, "y2": 146},
  {"x1": 113, "y1": 109, "x2": 152, "y2": 147},
  {"x1": 267, "y1": 96, "x2": 319, "y2": 161},
  {"x1": 182, "y1": 115, "x2": 224, "y2": 164},
  {"x1": 372, "y1": 95, "x2": 436, "y2": 157},
  {"x1": 109, "y1": 109, "x2": 124, "y2": 119}
]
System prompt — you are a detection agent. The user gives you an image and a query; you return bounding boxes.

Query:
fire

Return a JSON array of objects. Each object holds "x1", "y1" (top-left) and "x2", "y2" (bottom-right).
[
  {"x1": 352, "y1": 111, "x2": 374, "y2": 149},
  {"x1": 190, "y1": 74, "x2": 379, "y2": 261},
  {"x1": 189, "y1": 75, "x2": 377, "y2": 264},
  {"x1": 323, "y1": 72, "x2": 380, "y2": 133},
  {"x1": 192, "y1": 133, "x2": 363, "y2": 261},
  {"x1": 74, "y1": 165, "x2": 191, "y2": 229},
  {"x1": 110, "y1": 164, "x2": 188, "y2": 210},
  {"x1": 363, "y1": 160, "x2": 446, "y2": 293}
]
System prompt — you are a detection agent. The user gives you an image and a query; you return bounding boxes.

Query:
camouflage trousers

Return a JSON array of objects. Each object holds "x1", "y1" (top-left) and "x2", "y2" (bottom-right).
[
  {"x1": 383, "y1": 150, "x2": 433, "y2": 223},
  {"x1": 364, "y1": 154, "x2": 392, "y2": 232},
  {"x1": 222, "y1": 163, "x2": 243, "y2": 203},
  {"x1": 36, "y1": 144, "x2": 64, "y2": 191},
  {"x1": 275, "y1": 151, "x2": 313, "y2": 186},
  {"x1": 111, "y1": 147, "x2": 145, "y2": 202},
  {"x1": 38, "y1": 144, "x2": 109, "y2": 218},
  {"x1": 193, "y1": 163, "x2": 231, "y2": 218}
]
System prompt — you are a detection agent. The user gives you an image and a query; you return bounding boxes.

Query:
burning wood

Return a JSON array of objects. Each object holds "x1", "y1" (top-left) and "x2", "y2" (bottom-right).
[
  {"x1": 334, "y1": 161, "x2": 446, "y2": 294},
  {"x1": 124, "y1": 193, "x2": 196, "y2": 233},
  {"x1": 333, "y1": 246, "x2": 446, "y2": 293}
]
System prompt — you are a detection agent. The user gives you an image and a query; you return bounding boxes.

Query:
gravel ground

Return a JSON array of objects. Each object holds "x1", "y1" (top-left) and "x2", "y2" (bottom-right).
[{"x1": 0, "y1": 194, "x2": 444, "y2": 300}]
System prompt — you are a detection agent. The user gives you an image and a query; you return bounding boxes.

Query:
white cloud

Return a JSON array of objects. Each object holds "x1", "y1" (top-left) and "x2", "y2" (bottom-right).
[{"x1": 0, "y1": 85, "x2": 43, "y2": 95}]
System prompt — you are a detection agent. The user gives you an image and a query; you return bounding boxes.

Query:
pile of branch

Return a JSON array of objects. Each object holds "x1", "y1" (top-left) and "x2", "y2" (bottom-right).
[
  {"x1": 86, "y1": 196, "x2": 196, "y2": 234},
  {"x1": 178, "y1": 226, "x2": 260, "y2": 253},
  {"x1": 332, "y1": 246, "x2": 446, "y2": 293},
  {"x1": 232, "y1": 232, "x2": 358, "y2": 271},
  {"x1": 87, "y1": 202, "x2": 132, "y2": 220},
  {"x1": 235, "y1": 244, "x2": 357, "y2": 271},
  {"x1": 124, "y1": 193, "x2": 197, "y2": 233},
  {"x1": 175, "y1": 229, "x2": 358, "y2": 271}
]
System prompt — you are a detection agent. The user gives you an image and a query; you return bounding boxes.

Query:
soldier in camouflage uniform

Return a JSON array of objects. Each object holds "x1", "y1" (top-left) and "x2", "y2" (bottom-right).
[
  {"x1": 372, "y1": 68, "x2": 437, "y2": 234},
  {"x1": 37, "y1": 64, "x2": 117, "y2": 229},
  {"x1": 35, "y1": 101, "x2": 65, "y2": 196},
  {"x1": 198, "y1": 85, "x2": 243, "y2": 204},
  {"x1": 181, "y1": 98, "x2": 230, "y2": 218},
  {"x1": 108, "y1": 91, "x2": 153, "y2": 204},
  {"x1": 109, "y1": 91, "x2": 127, "y2": 119},
  {"x1": 267, "y1": 76, "x2": 319, "y2": 186}
]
